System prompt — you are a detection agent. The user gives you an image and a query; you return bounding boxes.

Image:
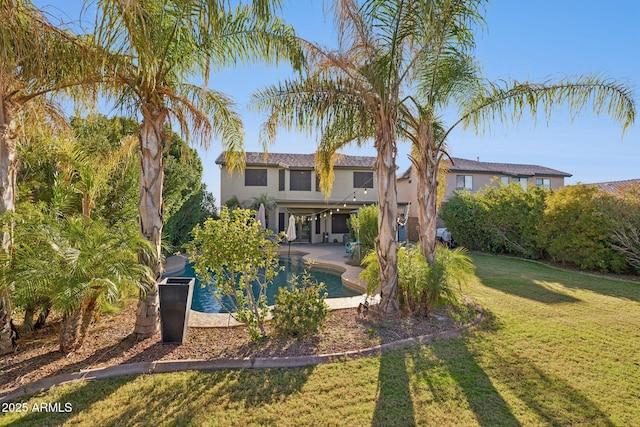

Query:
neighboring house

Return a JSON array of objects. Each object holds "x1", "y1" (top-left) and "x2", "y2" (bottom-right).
[
  {"x1": 397, "y1": 157, "x2": 572, "y2": 241},
  {"x1": 587, "y1": 179, "x2": 640, "y2": 195},
  {"x1": 216, "y1": 152, "x2": 378, "y2": 243}
]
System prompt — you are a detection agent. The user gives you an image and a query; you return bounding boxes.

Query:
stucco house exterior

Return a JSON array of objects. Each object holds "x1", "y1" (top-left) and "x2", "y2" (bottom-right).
[
  {"x1": 216, "y1": 152, "x2": 378, "y2": 243},
  {"x1": 397, "y1": 157, "x2": 572, "y2": 241}
]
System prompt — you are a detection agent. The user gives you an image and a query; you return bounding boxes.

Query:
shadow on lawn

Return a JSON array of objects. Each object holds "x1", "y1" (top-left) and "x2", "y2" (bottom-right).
[
  {"x1": 372, "y1": 350, "x2": 416, "y2": 426},
  {"x1": 474, "y1": 254, "x2": 640, "y2": 303},
  {"x1": 486, "y1": 345, "x2": 616, "y2": 427},
  {"x1": 4, "y1": 376, "x2": 136, "y2": 427},
  {"x1": 426, "y1": 335, "x2": 521, "y2": 426}
]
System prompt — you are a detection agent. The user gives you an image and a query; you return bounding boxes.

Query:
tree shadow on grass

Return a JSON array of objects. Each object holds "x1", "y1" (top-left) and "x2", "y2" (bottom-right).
[
  {"x1": 372, "y1": 350, "x2": 417, "y2": 427},
  {"x1": 3, "y1": 375, "x2": 135, "y2": 427},
  {"x1": 485, "y1": 345, "x2": 616, "y2": 427},
  {"x1": 476, "y1": 276, "x2": 582, "y2": 305},
  {"x1": 424, "y1": 336, "x2": 522, "y2": 427},
  {"x1": 474, "y1": 254, "x2": 640, "y2": 303},
  {"x1": 219, "y1": 366, "x2": 316, "y2": 407}
]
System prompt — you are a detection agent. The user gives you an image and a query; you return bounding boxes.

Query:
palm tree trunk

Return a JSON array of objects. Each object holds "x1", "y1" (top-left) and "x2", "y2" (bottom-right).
[
  {"x1": 59, "y1": 296, "x2": 99, "y2": 353},
  {"x1": 415, "y1": 160, "x2": 438, "y2": 265},
  {"x1": 0, "y1": 108, "x2": 18, "y2": 355},
  {"x1": 60, "y1": 310, "x2": 81, "y2": 353},
  {"x1": 134, "y1": 104, "x2": 167, "y2": 338},
  {"x1": 375, "y1": 124, "x2": 399, "y2": 315}
]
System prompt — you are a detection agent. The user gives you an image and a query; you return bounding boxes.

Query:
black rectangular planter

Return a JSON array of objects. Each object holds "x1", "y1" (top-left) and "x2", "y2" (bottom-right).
[{"x1": 158, "y1": 277, "x2": 195, "y2": 344}]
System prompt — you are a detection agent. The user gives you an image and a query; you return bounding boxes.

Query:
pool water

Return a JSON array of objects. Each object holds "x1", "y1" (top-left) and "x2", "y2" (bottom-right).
[{"x1": 168, "y1": 255, "x2": 361, "y2": 313}]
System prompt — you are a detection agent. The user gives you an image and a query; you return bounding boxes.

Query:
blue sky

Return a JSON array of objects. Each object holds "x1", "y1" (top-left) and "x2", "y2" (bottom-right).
[{"x1": 37, "y1": 1, "x2": 639, "y2": 206}]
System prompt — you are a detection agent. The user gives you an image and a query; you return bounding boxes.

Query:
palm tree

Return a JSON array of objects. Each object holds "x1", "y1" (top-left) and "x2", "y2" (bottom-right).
[
  {"x1": 11, "y1": 216, "x2": 154, "y2": 353},
  {"x1": 252, "y1": 0, "x2": 484, "y2": 314},
  {"x1": 93, "y1": 0, "x2": 302, "y2": 337},
  {"x1": 254, "y1": 0, "x2": 636, "y2": 316},
  {"x1": 0, "y1": 0, "x2": 99, "y2": 355}
]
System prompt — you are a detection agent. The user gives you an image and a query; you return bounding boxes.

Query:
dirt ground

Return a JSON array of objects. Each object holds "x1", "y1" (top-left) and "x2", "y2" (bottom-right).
[{"x1": 0, "y1": 300, "x2": 477, "y2": 399}]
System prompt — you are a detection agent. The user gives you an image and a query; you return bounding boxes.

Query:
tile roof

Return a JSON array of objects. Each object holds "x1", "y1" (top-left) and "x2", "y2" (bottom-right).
[
  {"x1": 587, "y1": 179, "x2": 640, "y2": 195},
  {"x1": 448, "y1": 157, "x2": 572, "y2": 177},
  {"x1": 397, "y1": 157, "x2": 571, "y2": 178},
  {"x1": 215, "y1": 152, "x2": 376, "y2": 168}
]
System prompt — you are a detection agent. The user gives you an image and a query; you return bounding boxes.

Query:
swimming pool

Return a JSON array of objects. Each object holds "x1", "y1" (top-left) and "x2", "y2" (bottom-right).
[{"x1": 168, "y1": 255, "x2": 361, "y2": 313}]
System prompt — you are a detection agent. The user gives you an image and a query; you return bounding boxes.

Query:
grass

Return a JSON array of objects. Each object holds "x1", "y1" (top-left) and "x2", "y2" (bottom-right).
[{"x1": 2, "y1": 254, "x2": 639, "y2": 426}]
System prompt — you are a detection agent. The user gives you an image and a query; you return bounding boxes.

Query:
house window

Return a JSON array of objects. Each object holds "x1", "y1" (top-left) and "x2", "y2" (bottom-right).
[
  {"x1": 513, "y1": 177, "x2": 528, "y2": 190},
  {"x1": 279, "y1": 169, "x2": 285, "y2": 191},
  {"x1": 290, "y1": 170, "x2": 311, "y2": 191},
  {"x1": 353, "y1": 171, "x2": 374, "y2": 189},
  {"x1": 315, "y1": 174, "x2": 321, "y2": 192},
  {"x1": 278, "y1": 212, "x2": 285, "y2": 232},
  {"x1": 245, "y1": 169, "x2": 267, "y2": 186},
  {"x1": 500, "y1": 176, "x2": 510, "y2": 185},
  {"x1": 331, "y1": 214, "x2": 350, "y2": 234},
  {"x1": 536, "y1": 178, "x2": 551, "y2": 189},
  {"x1": 456, "y1": 175, "x2": 473, "y2": 190}
]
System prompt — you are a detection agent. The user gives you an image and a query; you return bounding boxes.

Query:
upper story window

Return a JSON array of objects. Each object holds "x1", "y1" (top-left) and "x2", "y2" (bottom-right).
[
  {"x1": 513, "y1": 177, "x2": 528, "y2": 190},
  {"x1": 245, "y1": 169, "x2": 267, "y2": 186},
  {"x1": 279, "y1": 169, "x2": 285, "y2": 191},
  {"x1": 354, "y1": 171, "x2": 374, "y2": 189},
  {"x1": 456, "y1": 175, "x2": 473, "y2": 190},
  {"x1": 500, "y1": 176, "x2": 510, "y2": 185},
  {"x1": 290, "y1": 169, "x2": 311, "y2": 191},
  {"x1": 536, "y1": 178, "x2": 551, "y2": 189}
]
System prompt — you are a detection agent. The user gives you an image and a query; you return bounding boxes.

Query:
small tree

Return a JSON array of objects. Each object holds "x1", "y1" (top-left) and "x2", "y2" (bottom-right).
[
  {"x1": 347, "y1": 204, "x2": 378, "y2": 262},
  {"x1": 611, "y1": 184, "x2": 640, "y2": 273},
  {"x1": 11, "y1": 217, "x2": 154, "y2": 353},
  {"x1": 187, "y1": 207, "x2": 281, "y2": 340}
]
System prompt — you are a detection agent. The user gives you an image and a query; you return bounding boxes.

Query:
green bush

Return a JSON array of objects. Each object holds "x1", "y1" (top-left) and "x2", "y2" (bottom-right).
[
  {"x1": 439, "y1": 189, "x2": 488, "y2": 251},
  {"x1": 187, "y1": 207, "x2": 281, "y2": 341},
  {"x1": 359, "y1": 244, "x2": 474, "y2": 315},
  {"x1": 271, "y1": 270, "x2": 329, "y2": 336},
  {"x1": 440, "y1": 184, "x2": 547, "y2": 258},
  {"x1": 539, "y1": 185, "x2": 627, "y2": 273},
  {"x1": 347, "y1": 204, "x2": 378, "y2": 260}
]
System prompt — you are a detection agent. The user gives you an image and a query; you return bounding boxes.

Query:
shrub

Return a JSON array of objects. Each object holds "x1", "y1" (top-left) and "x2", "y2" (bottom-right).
[
  {"x1": 610, "y1": 184, "x2": 640, "y2": 273},
  {"x1": 359, "y1": 244, "x2": 474, "y2": 315},
  {"x1": 539, "y1": 185, "x2": 627, "y2": 273},
  {"x1": 347, "y1": 204, "x2": 378, "y2": 260},
  {"x1": 187, "y1": 207, "x2": 281, "y2": 340},
  {"x1": 439, "y1": 190, "x2": 488, "y2": 251},
  {"x1": 271, "y1": 270, "x2": 329, "y2": 336},
  {"x1": 440, "y1": 183, "x2": 547, "y2": 258}
]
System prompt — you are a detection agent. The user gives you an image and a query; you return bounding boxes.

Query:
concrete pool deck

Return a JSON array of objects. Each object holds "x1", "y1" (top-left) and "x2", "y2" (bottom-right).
[{"x1": 164, "y1": 243, "x2": 377, "y2": 328}]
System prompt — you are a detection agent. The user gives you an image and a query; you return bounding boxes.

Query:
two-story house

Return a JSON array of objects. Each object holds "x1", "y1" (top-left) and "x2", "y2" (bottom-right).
[
  {"x1": 216, "y1": 152, "x2": 378, "y2": 243},
  {"x1": 397, "y1": 157, "x2": 572, "y2": 241}
]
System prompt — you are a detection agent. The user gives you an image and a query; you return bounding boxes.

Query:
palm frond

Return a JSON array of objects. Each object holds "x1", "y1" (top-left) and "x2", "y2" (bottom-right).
[{"x1": 460, "y1": 76, "x2": 636, "y2": 136}]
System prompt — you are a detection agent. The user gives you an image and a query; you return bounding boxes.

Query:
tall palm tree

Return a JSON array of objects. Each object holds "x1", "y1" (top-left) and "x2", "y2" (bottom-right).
[
  {"x1": 254, "y1": 0, "x2": 635, "y2": 316},
  {"x1": 252, "y1": 0, "x2": 486, "y2": 313},
  {"x1": 0, "y1": 0, "x2": 98, "y2": 355},
  {"x1": 93, "y1": 0, "x2": 302, "y2": 337}
]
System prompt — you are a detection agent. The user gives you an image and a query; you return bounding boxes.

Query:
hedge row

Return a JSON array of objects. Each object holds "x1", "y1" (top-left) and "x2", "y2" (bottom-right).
[{"x1": 440, "y1": 183, "x2": 640, "y2": 274}]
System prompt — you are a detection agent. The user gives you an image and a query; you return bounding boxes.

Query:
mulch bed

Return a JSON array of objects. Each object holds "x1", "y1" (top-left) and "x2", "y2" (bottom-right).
[{"x1": 1, "y1": 300, "x2": 476, "y2": 399}]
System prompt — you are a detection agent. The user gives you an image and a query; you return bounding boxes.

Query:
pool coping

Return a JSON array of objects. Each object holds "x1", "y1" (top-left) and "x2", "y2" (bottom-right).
[{"x1": 164, "y1": 243, "x2": 375, "y2": 328}]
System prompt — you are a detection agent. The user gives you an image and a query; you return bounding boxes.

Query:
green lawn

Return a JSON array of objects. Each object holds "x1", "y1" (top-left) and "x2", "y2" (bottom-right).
[{"x1": 3, "y1": 254, "x2": 639, "y2": 426}]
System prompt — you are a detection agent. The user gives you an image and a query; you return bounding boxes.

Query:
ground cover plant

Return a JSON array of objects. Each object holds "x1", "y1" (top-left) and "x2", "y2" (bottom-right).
[{"x1": 3, "y1": 254, "x2": 639, "y2": 426}]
